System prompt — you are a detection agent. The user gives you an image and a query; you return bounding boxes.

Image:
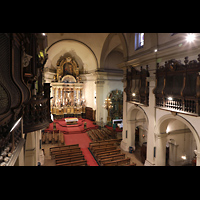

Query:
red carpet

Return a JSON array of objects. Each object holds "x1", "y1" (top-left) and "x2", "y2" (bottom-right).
[
  {"x1": 64, "y1": 133, "x2": 98, "y2": 166},
  {"x1": 44, "y1": 118, "x2": 99, "y2": 166},
  {"x1": 45, "y1": 118, "x2": 99, "y2": 134}
]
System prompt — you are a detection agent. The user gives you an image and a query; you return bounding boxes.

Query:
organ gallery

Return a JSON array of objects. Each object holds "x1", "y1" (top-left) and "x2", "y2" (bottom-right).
[{"x1": 51, "y1": 56, "x2": 85, "y2": 118}]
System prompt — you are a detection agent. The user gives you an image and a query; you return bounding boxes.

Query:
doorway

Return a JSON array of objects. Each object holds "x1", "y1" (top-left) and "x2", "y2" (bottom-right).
[
  {"x1": 135, "y1": 126, "x2": 147, "y2": 164},
  {"x1": 155, "y1": 115, "x2": 199, "y2": 166},
  {"x1": 126, "y1": 106, "x2": 148, "y2": 164}
]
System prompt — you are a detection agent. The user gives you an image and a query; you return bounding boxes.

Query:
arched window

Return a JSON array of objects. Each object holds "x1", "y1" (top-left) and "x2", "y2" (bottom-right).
[{"x1": 135, "y1": 33, "x2": 144, "y2": 50}]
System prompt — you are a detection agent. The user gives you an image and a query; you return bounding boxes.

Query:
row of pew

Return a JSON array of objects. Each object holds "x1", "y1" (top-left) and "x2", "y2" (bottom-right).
[
  {"x1": 89, "y1": 139, "x2": 136, "y2": 166},
  {"x1": 87, "y1": 127, "x2": 116, "y2": 142},
  {"x1": 42, "y1": 130, "x2": 65, "y2": 145},
  {"x1": 50, "y1": 144, "x2": 87, "y2": 166}
]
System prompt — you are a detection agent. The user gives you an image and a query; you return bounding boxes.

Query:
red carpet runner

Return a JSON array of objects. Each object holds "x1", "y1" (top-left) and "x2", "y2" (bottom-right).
[
  {"x1": 45, "y1": 118, "x2": 99, "y2": 166},
  {"x1": 64, "y1": 133, "x2": 98, "y2": 166}
]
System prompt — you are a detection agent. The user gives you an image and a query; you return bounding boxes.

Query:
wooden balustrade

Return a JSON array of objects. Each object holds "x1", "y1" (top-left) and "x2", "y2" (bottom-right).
[{"x1": 23, "y1": 97, "x2": 50, "y2": 133}]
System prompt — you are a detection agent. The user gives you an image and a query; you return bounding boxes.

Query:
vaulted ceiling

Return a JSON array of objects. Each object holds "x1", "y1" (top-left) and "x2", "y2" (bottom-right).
[{"x1": 45, "y1": 33, "x2": 128, "y2": 73}]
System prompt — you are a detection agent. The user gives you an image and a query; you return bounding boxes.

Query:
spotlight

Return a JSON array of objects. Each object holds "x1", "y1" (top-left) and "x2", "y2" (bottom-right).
[
  {"x1": 132, "y1": 93, "x2": 136, "y2": 96},
  {"x1": 168, "y1": 97, "x2": 173, "y2": 101},
  {"x1": 181, "y1": 155, "x2": 187, "y2": 160},
  {"x1": 154, "y1": 49, "x2": 158, "y2": 52},
  {"x1": 186, "y1": 33, "x2": 195, "y2": 43}
]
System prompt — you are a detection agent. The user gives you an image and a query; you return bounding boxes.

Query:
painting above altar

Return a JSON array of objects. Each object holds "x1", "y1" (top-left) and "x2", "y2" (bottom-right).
[{"x1": 54, "y1": 56, "x2": 80, "y2": 83}]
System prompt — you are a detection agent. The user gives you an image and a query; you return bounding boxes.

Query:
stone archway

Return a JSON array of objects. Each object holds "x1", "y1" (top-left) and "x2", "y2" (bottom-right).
[
  {"x1": 155, "y1": 114, "x2": 200, "y2": 166},
  {"x1": 126, "y1": 106, "x2": 148, "y2": 151}
]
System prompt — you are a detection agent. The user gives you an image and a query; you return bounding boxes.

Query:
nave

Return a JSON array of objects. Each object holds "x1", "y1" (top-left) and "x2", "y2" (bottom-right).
[{"x1": 41, "y1": 119, "x2": 143, "y2": 166}]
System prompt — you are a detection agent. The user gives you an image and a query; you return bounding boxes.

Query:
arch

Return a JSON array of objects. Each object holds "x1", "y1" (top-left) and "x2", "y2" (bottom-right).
[
  {"x1": 155, "y1": 114, "x2": 200, "y2": 166},
  {"x1": 155, "y1": 114, "x2": 200, "y2": 150},
  {"x1": 46, "y1": 39, "x2": 98, "y2": 67},
  {"x1": 45, "y1": 39, "x2": 98, "y2": 72},
  {"x1": 127, "y1": 105, "x2": 149, "y2": 124},
  {"x1": 100, "y1": 33, "x2": 128, "y2": 69},
  {"x1": 126, "y1": 105, "x2": 149, "y2": 151},
  {"x1": 62, "y1": 75, "x2": 76, "y2": 83}
]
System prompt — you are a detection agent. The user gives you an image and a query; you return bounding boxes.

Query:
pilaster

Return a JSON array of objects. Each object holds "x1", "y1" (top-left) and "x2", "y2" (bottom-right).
[{"x1": 95, "y1": 80, "x2": 105, "y2": 125}]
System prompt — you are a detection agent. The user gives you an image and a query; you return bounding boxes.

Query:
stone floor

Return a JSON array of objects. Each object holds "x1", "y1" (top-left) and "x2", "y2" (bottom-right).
[{"x1": 120, "y1": 145, "x2": 144, "y2": 166}]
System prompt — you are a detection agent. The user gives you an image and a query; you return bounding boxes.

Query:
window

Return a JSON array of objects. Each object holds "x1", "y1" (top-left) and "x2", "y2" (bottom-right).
[{"x1": 135, "y1": 33, "x2": 144, "y2": 50}]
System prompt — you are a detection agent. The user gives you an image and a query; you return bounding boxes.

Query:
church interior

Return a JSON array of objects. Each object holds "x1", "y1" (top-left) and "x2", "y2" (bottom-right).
[{"x1": 1, "y1": 33, "x2": 200, "y2": 166}]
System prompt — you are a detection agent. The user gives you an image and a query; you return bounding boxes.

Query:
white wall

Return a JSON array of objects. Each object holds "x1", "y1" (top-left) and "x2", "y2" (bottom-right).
[
  {"x1": 121, "y1": 33, "x2": 200, "y2": 166},
  {"x1": 83, "y1": 79, "x2": 96, "y2": 110}
]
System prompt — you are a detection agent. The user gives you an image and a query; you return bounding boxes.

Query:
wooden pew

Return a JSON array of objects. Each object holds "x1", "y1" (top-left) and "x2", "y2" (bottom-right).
[
  {"x1": 87, "y1": 131, "x2": 98, "y2": 141},
  {"x1": 91, "y1": 129, "x2": 101, "y2": 141},
  {"x1": 92, "y1": 146, "x2": 117, "y2": 156},
  {"x1": 100, "y1": 154, "x2": 126, "y2": 165},
  {"x1": 51, "y1": 147, "x2": 81, "y2": 159},
  {"x1": 94, "y1": 129, "x2": 104, "y2": 140},
  {"x1": 89, "y1": 139, "x2": 122, "y2": 148},
  {"x1": 55, "y1": 155, "x2": 85, "y2": 165},
  {"x1": 56, "y1": 159, "x2": 87, "y2": 166},
  {"x1": 96, "y1": 149, "x2": 121, "y2": 160},
  {"x1": 50, "y1": 144, "x2": 79, "y2": 155},
  {"x1": 87, "y1": 130, "x2": 99, "y2": 141},
  {"x1": 59, "y1": 131, "x2": 65, "y2": 145},
  {"x1": 90, "y1": 143, "x2": 115, "y2": 151},
  {"x1": 126, "y1": 163, "x2": 137, "y2": 166},
  {"x1": 99, "y1": 153, "x2": 125, "y2": 163},
  {"x1": 54, "y1": 151, "x2": 83, "y2": 160},
  {"x1": 102, "y1": 158, "x2": 131, "y2": 166}
]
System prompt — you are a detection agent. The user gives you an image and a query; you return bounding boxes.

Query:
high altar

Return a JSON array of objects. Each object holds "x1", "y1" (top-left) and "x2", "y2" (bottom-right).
[{"x1": 50, "y1": 56, "x2": 85, "y2": 118}]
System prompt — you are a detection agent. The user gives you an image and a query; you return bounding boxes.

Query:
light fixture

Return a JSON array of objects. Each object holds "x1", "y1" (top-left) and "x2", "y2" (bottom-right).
[
  {"x1": 168, "y1": 97, "x2": 173, "y2": 101},
  {"x1": 42, "y1": 33, "x2": 46, "y2": 36},
  {"x1": 186, "y1": 33, "x2": 196, "y2": 43},
  {"x1": 10, "y1": 117, "x2": 22, "y2": 132},
  {"x1": 132, "y1": 93, "x2": 136, "y2": 97},
  {"x1": 154, "y1": 49, "x2": 158, "y2": 52},
  {"x1": 166, "y1": 126, "x2": 170, "y2": 134},
  {"x1": 181, "y1": 155, "x2": 187, "y2": 160}
]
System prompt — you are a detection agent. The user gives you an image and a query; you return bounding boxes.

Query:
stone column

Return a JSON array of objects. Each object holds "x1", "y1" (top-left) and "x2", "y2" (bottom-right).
[
  {"x1": 155, "y1": 133, "x2": 167, "y2": 166},
  {"x1": 120, "y1": 68, "x2": 129, "y2": 151}
]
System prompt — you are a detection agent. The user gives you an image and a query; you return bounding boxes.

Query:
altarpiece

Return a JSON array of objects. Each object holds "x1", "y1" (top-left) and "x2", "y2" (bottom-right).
[{"x1": 51, "y1": 56, "x2": 85, "y2": 118}]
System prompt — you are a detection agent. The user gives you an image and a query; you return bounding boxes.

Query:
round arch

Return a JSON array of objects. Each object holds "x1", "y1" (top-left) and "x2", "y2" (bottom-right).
[
  {"x1": 127, "y1": 105, "x2": 149, "y2": 124},
  {"x1": 45, "y1": 39, "x2": 98, "y2": 72},
  {"x1": 126, "y1": 105, "x2": 149, "y2": 151},
  {"x1": 155, "y1": 114, "x2": 200, "y2": 166}
]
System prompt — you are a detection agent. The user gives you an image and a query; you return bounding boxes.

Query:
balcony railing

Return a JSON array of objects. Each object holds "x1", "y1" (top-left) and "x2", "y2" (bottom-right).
[
  {"x1": 154, "y1": 55, "x2": 200, "y2": 116},
  {"x1": 23, "y1": 97, "x2": 50, "y2": 133}
]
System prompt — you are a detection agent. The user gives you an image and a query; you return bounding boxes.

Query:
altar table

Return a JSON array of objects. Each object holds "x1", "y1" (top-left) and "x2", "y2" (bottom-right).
[{"x1": 65, "y1": 118, "x2": 78, "y2": 125}]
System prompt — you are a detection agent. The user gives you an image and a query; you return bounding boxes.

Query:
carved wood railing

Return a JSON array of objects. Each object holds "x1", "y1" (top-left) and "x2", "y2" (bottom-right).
[
  {"x1": 23, "y1": 97, "x2": 50, "y2": 133},
  {"x1": 124, "y1": 66, "x2": 149, "y2": 106},
  {"x1": 153, "y1": 55, "x2": 200, "y2": 116}
]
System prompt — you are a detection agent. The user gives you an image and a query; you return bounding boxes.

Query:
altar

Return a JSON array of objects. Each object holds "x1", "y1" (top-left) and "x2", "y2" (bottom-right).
[
  {"x1": 50, "y1": 56, "x2": 86, "y2": 119},
  {"x1": 65, "y1": 118, "x2": 78, "y2": 125}
]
